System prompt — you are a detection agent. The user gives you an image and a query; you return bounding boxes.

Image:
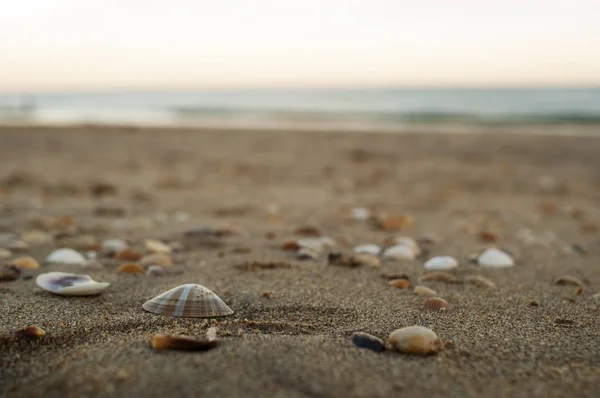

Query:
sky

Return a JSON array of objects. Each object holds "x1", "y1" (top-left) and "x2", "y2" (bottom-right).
[{"x1": 1, "y1": 0, "x2": 599, "y2": 92}]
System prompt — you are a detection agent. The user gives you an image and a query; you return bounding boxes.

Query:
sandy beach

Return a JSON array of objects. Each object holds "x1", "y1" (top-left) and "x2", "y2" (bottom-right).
[{"x1": 0, "y1": 125, "x2": 599, "y2": 398}]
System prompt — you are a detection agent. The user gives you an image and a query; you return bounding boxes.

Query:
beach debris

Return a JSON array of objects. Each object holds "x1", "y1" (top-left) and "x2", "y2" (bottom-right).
[
  {"x1": 235, "y1": 261, "x2": 291, "y2": 271},
  {"x1": 376, "y1": 214, "x2": 416, "y2": 231},
  {"x1": 0, "y1": 265, "x2": 21, "y2": 282},
  {"x1": 423, "y1": 297, "x2": 451, "y2": 311},
  {"x1": 147, "y1": 265, "x2": 167, "y2": 277},
  {"x1": 382, "y1": 244, "x2": 415, "y2": 261},
  {"x1": 424, "y1": 256, "x2": 458, "y2": 271},
  {"x1": 351, "y1": 253, "x2": 381, "y2": 267},
  {"x1": 354, "y1": 244, "x2": 381, "y2": 255},
  {"x1": 145, "y1": 239, "x2": 172, "y2": 254},
  {"x1": 465, "y1": 275, "x2": 496, "y2": 289},
  {"x1": 16, "y1": 325, "x2": 46, "y2": 340},
  {"x1": 419, "y1": 272, "x2": 457, "y2": 283},
  {"x1": 102, "y1": 239, "x2": 128, "y2": 254},
  {"x1": 36, "y1": 272, "x2": 109, "y2": 296},
  {"x1": 294, "y1": 225, "x2": 322, "y2": 237},
  {"x1": 21, "y1": 230, "x2": 53, "y2": 245},
  {"x1": 479, "y1": 231, "x2": 500, "y2": 242},
  {"x1": 553, "y1": 275, "x2": 583, "y2": 287},
  {"x1": 414, "y1": 285, "x2": 437, "y2": 296},
  {"x1": 140, "y1": 253, "x2": 173, "y2": 267},
  {"x1": 115, "y1": 248, "x2": 144, "y2": 261},
  {"x1": 151, "y1": 334, "x2": 219, "y2": 351},
  {"x1": 116, "y1": 263, "x2": 144, "y2": 274},
  {"x1": 0, "y1": 248, "x2": 11, "y2": 260},
  {"x1": 388, "y1": 279, "x2": 411, "y2": 289},
  {"x1": 46, "y1": 248, "x2": 87, "y2": 265},
  {"x1": 142, "y1": 284, "x2": 234, "y2": 318},
  {"x1": 11, "y1": 256, "x2": 40, "y2": 270},
  {"x1": 351, "y1": 207, "x2": 370, "y2": 221},
  {"x1": 352, "y1": 332, "x2": 385, "y2": 352},
  {"x1": 388, "y1": 326, "x2": 442, "y2": 355},
  {"x1": 477, "y1": 248, "x2": 514, "y2": 268}
]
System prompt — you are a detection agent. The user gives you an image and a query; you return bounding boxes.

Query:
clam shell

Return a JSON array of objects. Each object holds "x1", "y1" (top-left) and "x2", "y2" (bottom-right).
[
  {"x1": 354, "y1": 244, "x2": 381, "y2": 255},
  {"x1": 352, "y1": 332, "x2": 385, "y2": 352},
  {"x1": 389, "y1": 326, "x2": 442, "y2": 355},
  {"x1": 115, "y1": 248, "x2": 144, "y2": 261},
  {"x1": 413, "y1": 285, "x2": 437, "y2": 296},
  {"x1": 102, "y1": 239, "x2": 128, "y2": 253},
  {"x1": 477, "y1": 248, "x2": 514, "y2": 268},
  {"x1": 382, "y1": 244, "x2": 415, "y2": 261},
  {"x1": 145, "y1": 239, "x2": 172, "y2": 254},
  {"x1": 36, "y1": 272, "x2": 109, "y2": 296},
  {"x1": 142, "y1": 284, "x2": 234, "y2": 318},
  {"x1": 46, "y1": 249, "x2": 87, "y2": 265},
  {"x1": 424, "y1": 256, "x2": 458, "y2": 270},
  {"x1": 11, "y1": 256, "x2": 40, "y2": 269},
  {"x1": 422, "y1": 297, "x2": 450, "y2": 311},
  {"x1": 465, "y1": 275, "x2": 496, "y2": 288},
  {"x1": 387, "y1": 236, "x2": 421, "y2": 255},
  {"x1": 388, "y1": 279, "x2": 411, "y2": 289},
  {"x1": 140, "y1": 253, "x2": 173, "y2": 267},
  {"x1": 351, "y1": 253, "x2": 381, "y2": 267}
]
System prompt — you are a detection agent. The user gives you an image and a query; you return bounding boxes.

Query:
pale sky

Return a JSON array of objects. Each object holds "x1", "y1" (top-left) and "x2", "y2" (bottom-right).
[{"x1": 1, "y1": 0, "x2": 599, "y2": 91}]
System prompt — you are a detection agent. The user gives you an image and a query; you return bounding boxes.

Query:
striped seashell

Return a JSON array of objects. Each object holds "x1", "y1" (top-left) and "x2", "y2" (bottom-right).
[{"x1": 142, "y1": 284, "x2": 234, "y2": 318}]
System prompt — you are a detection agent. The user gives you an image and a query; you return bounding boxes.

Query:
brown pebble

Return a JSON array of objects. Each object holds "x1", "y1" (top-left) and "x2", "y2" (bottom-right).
[
  {"x1": 280, "y1": 240, "x2": 300, "y2": 251},
  {"x1": 479, "y1": 231, "x2": 500, "y2": 242},
  {"x1": 388, "y1": 279, "x2": 411, "y2": 289},
  {"x1": 17, "y1": 325, "x2": 46, "y2": 340},
  {"x1": 465, "y1": 275, "x2": 496, "y2": 289},
  {"x1": 422, "y1": 297, "x2": 450, "y2": 311},
  {"x1": 529, "y1": 300, "x2": 539, "y2": 307},
  {"x1": 377, "y1": 214, "x2": 415, "y2": 231},
  {"x1": 419, "y1": 272, "x2": 457, "y2": 283},
  {"x1": 262, "y1": 291, "x2": 274, "y2": 299},
  {"x1": 116, "y1": 263, "x2": 144, "y2": 274},
  {"x1": 140, "y1": 253, "x2": 173, "y2": 267},
  {"x1": 151, "y1": 334, "x2": 219, "y2": 351},
  {"x1": 554, "y1": 275, "x2": 583, "y2": 287},
  {"x1": 11, "y1": 256, "x2": 40, "y2": 270},
  {"x1": 115, "y1": 248, "x2": 144, "y2": 261},
  {"x1": 576, "y1": 287, "x2": 584, "y2": 296}
]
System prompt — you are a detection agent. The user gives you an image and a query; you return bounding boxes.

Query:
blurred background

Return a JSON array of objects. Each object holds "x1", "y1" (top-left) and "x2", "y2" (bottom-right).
[{"x1": 0, "y1": 0, "x2": 599, "y2": 131}]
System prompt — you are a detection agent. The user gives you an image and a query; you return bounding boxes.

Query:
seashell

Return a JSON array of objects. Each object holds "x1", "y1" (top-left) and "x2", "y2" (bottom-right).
[
  {"x1": 385, "y1": 236, "x2": 421, "y2": 255},
  {"x1": 281, "y1": 240, "x2": 300, "y2": 251},
  {"x1": 8, "y1": 240, "x2": 29, "y2": 252},
  {"x1": 477, "y1": 248, "x2": 514, "y2": 268},
  {"x1": 377, "y1": 214, "x2": 415, "y2": 231},
  {"x1": 389, "y1": 326, "x2": 442, "y2": 355},
  {"x1": 140, "y1": 253, "x2": 173, "y2": 267},
  {"x1": 388, "y1": 279, "x2": 411, "y2": 289},
  {"x1": 36, "y1": 272, "x2": 109, "y2": 296},
  {"x1": 465, "y1": 275, "x2": 496, "y2": 289},
  {"x1": 0, "y1": 265, "x2": 21, "y2": 282},
  {"x1": 151, "y1": 334, "x2": 219, "y2": 351},
  {"x1": 116, "y1": 263, "x2": 144, "y2": 274},
  {"x1": 0, "y1": 248, "x2": 11, "y2": 260},
  {"x1": 382, "y1": 244, "x2": 415, "y2": 261},
  {"x1": 115, "y1": 248, "x2": 144, "y2": 261},
  {"x1": 419, "y1": 272, "x2": 457, "y2": 283},
  {"x1": 145, "y1": 239, "x2": 172, "y2": 254},
  {"x1": 354, "y1": 244, "x2": 381, "y2": 255},
  {"x1": 142, "y1": 284, "x2": 234, "y2": 318},
  {"x1": 414, "y1": 285, "x2": 437, "y2": 296},
  {"x1": 46, "y1": 248, "x2": 87, "y2": 265},
  {"x1": 297, "y1": 247, "x2": 319, "y2": 260},
  {"x1": 423, "y1": 297, "x2": 450, "y2": 311},
  {"x1": 147, "y1": 265, "x2": 167, "y2": 276},
  {"x1": 351, "y1": 253, "x2": 381, "y2": 267},
  {"x1": 424, "y1": 256, "x2": 458, "y2": 271},
  {"x1": 297, "y1": 236, "x2": 336, "y2": 253},
  {"x1": 554, "y1": 275, "x2": 583, "y2": 287},
  {"x1": 102, "y1": 239, "x2": 128, "y2": 253},
  {"x1": 21, "y1": 230, "x2": 53, "y2": 245},
  {"x1": 351, "y1": 207, "x2": 370, "y2": 221},
  {"x1": 352, "y1": 332, "x2": 385, "y2": 352},
  {"x1": 11, "y1": 256, "x2": 40, "y2": 269},
  {"x1": 16, "y1": 325, "x2": 46, "y2": 340}
]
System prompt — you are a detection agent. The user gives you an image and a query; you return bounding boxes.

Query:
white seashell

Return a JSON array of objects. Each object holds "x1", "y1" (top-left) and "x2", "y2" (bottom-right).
[
  {"x1": 477, "y1": 248, "x2": 514, "y2": 268},
  {"x1": 102, "y1": 239, "x2": 128, "y2": 253},
  {"x1": 391, "y1": 236, "x2": 421, "y2": 256},
  {"x1": 297, "y1": 236, "x2": 336, "y2": 253},
  {"x1": 389, "y1": 326, "x2": 442, "y2": 355},
  {"x1": 36, "y1": 272, "x2": 109, "y2": 296},
  {"x1": 351, "y1": 207, "x2": 370, "y2": 221},
  {"x1": 145, "y1": 239, "x2": 172, "y2": 254},
  {"x1": 354, "y1": 244, "x2": 381, "y2": 255},
  {"x1": 382, "y1": 244, "x2": 415, "y2": 261},
  {"x1": 424, "y1": 256, "x2": 458, "y2": 270},
  {"x1": 142, "y1": 284, "x2": 234, "y2": 318},
  {"x1": 46, "y1": 248, "x2": 87, "y2": 265}
]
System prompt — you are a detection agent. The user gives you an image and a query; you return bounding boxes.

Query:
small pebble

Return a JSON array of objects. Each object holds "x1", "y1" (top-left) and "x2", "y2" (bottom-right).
[
  {"x1": 377, "y1": 214, "x2": 416, "y2": 231},
  {"x1": 351, "y1": 207, "x2": 370, "y2": 221},
  {"x1": 151, "y1": 334, "x2": 219, "y2": 351},
  {"x1": 477, "y1": 248, "x2": 514, "y2": 268},
  {"x1": 11, "y1": 256, "x2": 40, "y2": 270},
  {"x1": 529, "y1": 300, "x2": 539, "y2": 307},
  {"x1": 352, "y1": 332, "x2": 385, "y2": 352},
  {"x1": 297, "y1": 247, "x2": 319, "y2": 260},
  {"x1": 414, "y1": 285, "x2": 437, "y2": 296},
  {"x1": 479, "y1": 231, "x2": 500, "y2": 242},
  {"x1": 20, "y1": 230, "x2": 53, "y2": 245},
  {"x1": 115, "y1": 248, "x2": 144, "y2": 262},
  {"x1": 388, "y1": 326, "x2": 442, "y2": 355},
  {"x1": 0, "y1": 248, "x2": 12, "y2": 259},
  {"x1": 16, "y1": 325, "x2": 46, "y2": 340},
  {"x1": 424, "y1": 256, "x2": 458, "y2": 271},
  {"x1": 423, "y1": 297, "x2": 451, "y2": 311}
]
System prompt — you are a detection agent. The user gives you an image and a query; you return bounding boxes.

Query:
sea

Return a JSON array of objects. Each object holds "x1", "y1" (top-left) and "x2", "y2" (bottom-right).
[{"x1": 1, "y1": 87, "x2": 599, "y2": 133}]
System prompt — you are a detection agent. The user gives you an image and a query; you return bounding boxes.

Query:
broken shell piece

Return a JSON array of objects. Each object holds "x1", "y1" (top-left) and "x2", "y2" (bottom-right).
[
  {"x1": 11, "y1": 256, "x2": 40, "y2": 269},
  {"x1": 146, "y1": 265, "x2": 167, "y2": 277},
  {"x1": 388, "y1": 279, "x2": 411, "y2": 289},
  {"x1": 419, "y1": 272, "x2": 457, "y2": 283},
  {"x1": 151, "y1": 334, "x2": 219, "y2": 351},
  {"x1": 554, "y1": 275, "x2": 583, "y2": 287},
  {"x1": 36, "y1": 272, "x2": 109, "y2": 296},
  {"x1": 478, "y1": 248, "x2": 514, "y2": 268},
  {"x1": 424, "y1": 256, "x2": 458, "y2": 271},
  {"x1": 115, "y1": 248, "x2": 144, "y2": 261},
  {"x1": 145, "y1": 239, "x2": 172, "y2": 254},
  {"x1": 297, "y1": 247, "x2": 319, "y2": 260},
  {"x1": 382, "y1": 245, "x2": 415, "y2": 261},
  {"x1": 423, "y1": 297, "x2": 451, "y2": 311},
  {"x1": 414, "y1": 285, "x2": 437, "y2": 296},
  {"x1": 142, "y1": 284, "x2": 234, "y2": 318},
  {"x1": 46, "y1": 248, "x2": 87, "y2": 265},
  {"x1": 351, "y1": 253, "x2": 381, "y2": 267},
  {"x1": 352, "y1": 332, "x2": 385, "y2": 352},
  {"x1": 389, "y1": 326, "x2": 442, "y2": 355},
  {"x1": 465, "y1": 275, "x2": 496, "y2": 289},
  {"x1": 102, "y1": 239, "x2": 128, "y2": 253},
  {"x1": 116, "y1": 263, "x2": 144, "y2": 274},
  {"x1": 140, "y1": 253, "x2": 173, "y2": 267},
  {"x1": 354, "y1": 244, "x2": 381, "y2": 255},
  {"x1": 17, "y1": 325, "x2": 46, "y2": 340}
]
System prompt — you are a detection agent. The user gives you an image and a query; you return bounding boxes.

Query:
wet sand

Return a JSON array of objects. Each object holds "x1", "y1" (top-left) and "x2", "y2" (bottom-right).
[{"x1": 0, "y1": 125, "x2": 599, "y2": 398}]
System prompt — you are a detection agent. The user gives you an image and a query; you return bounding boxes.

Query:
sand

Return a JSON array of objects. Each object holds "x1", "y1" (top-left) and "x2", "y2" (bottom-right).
[{"x1": 0, "y1": 125, "x2": 599, "y2": 398}]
